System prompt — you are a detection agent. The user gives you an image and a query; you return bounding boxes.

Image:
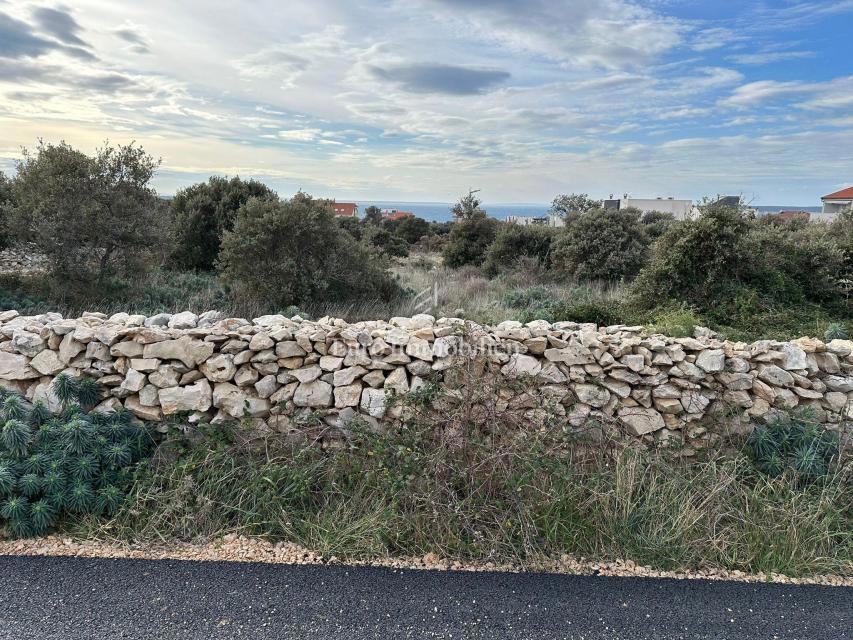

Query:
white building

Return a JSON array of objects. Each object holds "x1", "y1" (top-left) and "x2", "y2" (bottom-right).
[
  {"x1": 820, "y1": 187, "x2": 853, "y2": 220},
  {"x1": 505, "y1": 214, "x2": 565, "y2": 228},
  {"x1": 603, "y1": 195, "x2": 694, "y2": 219}
]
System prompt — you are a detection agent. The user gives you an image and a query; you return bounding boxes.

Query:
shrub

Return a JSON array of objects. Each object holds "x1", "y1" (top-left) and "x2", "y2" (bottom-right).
[
  {"x1": 169, "y1": 176, "x2": 276, "y2": 271},
  {"x1": 0, "y1": 171, "x2": 13, "y2": 249},
  {"x1": 824, "y1": 322, "x2": 849, "y2": 341},
  {"x1": 640, "y1": 210, "x2": 676, "y2": 240},
  {"x1": 647, "y1": 306, "x2": 702, "y2": 338},
  {"x1": 551, "y1": 208, "x2": 650, "y2": 281},
  {"x1": 0, "y1": 375, "x2": 155, "y2": 537},
  {"x1": 218, "y1": 193, "x2": 402, "y2": 308},
  {"x1": 386, "y1": 216, "x2": 431, "y2": 244},
  {"x1": 363, "y1": 225, "x2": 409, "y2": 258},
  {"x1": 482, "y1": 224, "x2": 556, "y2": 276},
  {"x1": 442, "y1": 215, "x2": 499, "y2": 268},
  {"x1": 549, "y1": 193, "x2": 600, "y2": 218},
  {"x1": 7, "y1": 141, "x2": 166, "y2": 287},
  {"x1": 746, "y1": 409, "x2": 839, "y2": 481}
]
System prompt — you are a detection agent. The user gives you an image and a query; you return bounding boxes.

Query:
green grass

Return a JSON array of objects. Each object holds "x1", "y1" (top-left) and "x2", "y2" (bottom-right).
[{"x1": 69, "y1": 412, "x2": 852, "y2": 578}]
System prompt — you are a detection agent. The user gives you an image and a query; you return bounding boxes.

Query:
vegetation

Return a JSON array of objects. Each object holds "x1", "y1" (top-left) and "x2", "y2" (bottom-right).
[
  {"x1": 218, "y1": 193, "x2": 402, "y2": 309},
  {"x1": 169, "y1": 175, "x2": 276, "y2": 271},
  {"x1": 549, "y1": 192, "x2": 600, "y2": 218},
  {"x1": 0, "y1": 375, "x2": 155, "y2": 537},
  {"x1": 73, "y1": 382, "x2": 851, "y2": 578},
  {"x1": 482, "y1": 224, "x2": 556, "y2": 276},
  {"x1": 7, "y1": 141, "x2": 166, "y2": 289},
  {"x1": 551, "y1": 207, "x2": 649, "y2": 281},
  {"x1": 747, "y1": 409, "x2": 839, "y2": 481}
]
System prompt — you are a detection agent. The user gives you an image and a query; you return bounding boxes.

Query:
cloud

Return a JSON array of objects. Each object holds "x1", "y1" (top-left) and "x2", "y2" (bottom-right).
[
  {"x1": 31, "y1": 6, "x2": 88, "y2": 47},
  {"x1": 232, "y1": 47, "x2": 310, "y2": 88},
  {"x1": 721, "y1": 80, "x2": 816, "y2": 108},
  {"x1": 114, "y1": 23, "x2": 151, "y2": 54},
  {"x1": 729, "y1": 50, "x2": 815, "y2": 65},
  {"x1": 370, "y1": 63, "x2": 510, "y2": 95},
  {"x1": 0, "y1": 10, "x2": 95, "y2": 60}
]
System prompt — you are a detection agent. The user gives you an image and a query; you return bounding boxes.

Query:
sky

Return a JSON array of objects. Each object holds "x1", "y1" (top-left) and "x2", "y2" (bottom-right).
[{"x1": 1, "y1": 0, "x2": 852, "y2": 205}]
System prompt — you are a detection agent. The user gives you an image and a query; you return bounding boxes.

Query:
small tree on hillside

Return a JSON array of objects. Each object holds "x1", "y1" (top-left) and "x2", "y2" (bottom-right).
[
  {"x1": 550, "y1": 193, "x2": 600, "y2": 218},
  {"x1": 169, "y1": 175, "x2": 276, "y2": 271},
  {"x1": 452, "y1": 189, "x2": 485, "y2": 220},
  {"x1": 0, "y1": 171, "x2": 14, "y2": 249},
  {"x1": 363, "y1": 205, "x2": 383, "y2": 225},
  {"x1": 8, "y1": 141, "x2": 164, "y2": 285},
  {"x1": 442, "y1": 191, "x2": 497, "y2": 268}
]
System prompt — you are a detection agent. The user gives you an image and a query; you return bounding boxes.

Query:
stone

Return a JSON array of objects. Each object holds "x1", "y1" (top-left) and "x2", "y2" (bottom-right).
[
  {"x1": 618, "y1": 407, "x2": 666, "y2": 436},
  {"x1": 332, "y1": 365, "x2": 366, "y2": 386},
  {"x1": 212, "y1": 382, "x2": 248, "y2": 418},
  {"x1": 384, "y1": 367, "x2": 409, "y2": 394},
  {"x1": 574, "y1": 383, "x2": 610, "y2": 408},
  {"x1": 149, "y1": 365, "x2": 181, "y2": 388},
  {"x1": 248, "y1": 332, "x2": 274, "y2": 351},
  {"x1": 500, "y1": 354, "x2": 542, "y2": 378},
  {"x1": 654, "y1": 397, "x2": 683, "y2": 414},
  {"x1": 86, "y1": 341, "x2": 111, "y2": 361},
  {"x1": 695, "y1": 349, "x2": 725, "y2": 373},
  {"x1": 120, "y1": 369, "x2": 147, "y2": 393},
  {"x1": 361, "y1": 388, "x2": 389, "y2": 418},
  {"x1": 29, "y1": 349, "x2": 64, "y2": 375},
  {"x1": 143, "y1": 336, "x2": 214, "y2": 368},
  {"x1": 815, "y1": 352, "x2": 841, "y2": 374},
  {"x1": 621, "y1": 354, "x2": 645, "y2": 372},
  {"x1": 758, "y1": 365, "x2": 794, "y2": 388},
  {"x1": 362, "y1": 370, "x2": 386, "y2": 388},
  {"x1": 779, "y1": 343, "x2": 808, "y2": 370},
  {"x1": 276, "y1": 341, "x2": 306, "y2": 358},
  {"x1": 717, "y1": 371, "x2": 753, "y2": 391},
  {"x1": 129, "y1": 358, "x2": 160, "y2": 373},
  {"x1": 544, "y1": 345, "x2": 594, "y2": 365},
  {"x1": 824, "y1": 376, "x2": 853, "y2": 393},
  {"x1": 319, "y1": 356, "x2": 344, "y2": 371},
  {"x1": 12, "y1": 330, "x2": 46, "y2": 357},
  {"x1": 405, "y1": 336, "x2": 433, "y2": 361},
  {"x1": 157, "y1": 378, "x2": 213, "y2": 415},
  {"x1": 293, "y1": 380, "x2": 333, "y2": 408},
  {"x1": 255, "y1": 375, "x2": 279, "y2": 399},
  {"x1": 110, "y1": 341, "x2": 144, "y2": 358},
  {"x1": 293, "y1": 365, "x2": 323, "y2": 384},
  {"x1": 125, "y1": 395, "x2": 163, "y2": 421},
  {"x1": 335, "y1": 383, "x2": 363, "y2": 408},
  {"x1": 144, "y1": 313, "x2": 171, "y2": 327},
  {"x1": 234, "y1": 364, "x2": 259, "y2": 386},
  {"x1": 58, "y1": 333, "x2": 85, "y2": 364},
  {"x1": 139, "y1": 384, "x2": 160, "y2": 407},
  {"x1": 200, "y1": 353, "x2": 237, "y2": 382},
  {"x1": 168, "y1": 311, "x2": 198, "y2": 329}
]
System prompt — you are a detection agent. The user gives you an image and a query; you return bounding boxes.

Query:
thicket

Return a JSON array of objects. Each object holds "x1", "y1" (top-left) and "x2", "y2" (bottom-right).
[
  {"x1": 482, "y1": 224, "x2": 556, "y2": 276},
  {"x1": 169, "y1": 176, "x2": 276, "y2": 271},
  {"x1": 218, "y1": 194, "x2": 402, "y2": 309},
  {"x1": 0, "y1": 375, "x2": 154, "y2": 537}
]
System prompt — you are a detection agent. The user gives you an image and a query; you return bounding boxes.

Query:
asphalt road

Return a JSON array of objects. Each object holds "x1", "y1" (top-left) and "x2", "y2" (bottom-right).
[{"x1": 0, "y1": 555, "x2": 848, "y2": 639}]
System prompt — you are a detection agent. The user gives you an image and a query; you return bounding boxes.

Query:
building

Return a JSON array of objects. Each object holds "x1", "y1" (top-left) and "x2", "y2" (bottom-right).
[
  {"x1": 329, "y1": 202, "x2": 359, "y2": 218},
  {"x1": 774, "y1": 210, "x2": 811, "y2": 222},
  {"x1": 381, "y1": 209, "x2": 414, "y2": 222},
  {"x1": 602, "y1": 195, "x2": 694, "y2": 219},
  {"x1": 821, "y1": 187, "x2": 853, "y2": 218},
  {"x1": 505, "y1": 214, "x2": 565, "y2": 228}
]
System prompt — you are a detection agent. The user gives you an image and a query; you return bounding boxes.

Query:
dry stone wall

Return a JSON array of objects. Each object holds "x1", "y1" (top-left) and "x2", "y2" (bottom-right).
[{"x1": 0, "y1": 309, "x2": 851, "y2": 449}]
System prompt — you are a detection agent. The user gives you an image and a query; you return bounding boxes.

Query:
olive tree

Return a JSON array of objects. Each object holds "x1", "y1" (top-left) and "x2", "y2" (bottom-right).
[{"x1": 8, "y1": 141, "x2": 164, "y2": 285}]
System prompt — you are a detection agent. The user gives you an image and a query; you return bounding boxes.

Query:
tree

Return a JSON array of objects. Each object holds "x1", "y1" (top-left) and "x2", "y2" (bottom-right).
[
  {"x1": 169, "y1": 176, "x2": 276, "y2": 271},
  {"x1": 452, "y1": 189, "x2": 485, "y2": 220},
  {"x1": 442, "y1": 216, "x2": 498, "y2": 268},
  {"x1": 0, "y1": 171, "x2": 14, "y2": 249},
  {"x1": 482, "y1": 224, "x2": 557, "y2": 276},
  {"x1": 551, "y1": 208, "x2": 649, "y2": 281},
  {"x1": 386, "y1": 215, "x2": 431, "y2": 244},
  {"x1": 364, "y1": 224, "x2": 409, "y2": 258},
  {"x1": 550, "y1": 193, "x2": 600, "y2": 218},
  {"x1": 363, "y1": 205, "x2": 383, "y2": 225},
  {"x1": 219, "y1": 194, "x2": 401, "y2": 308},
  {"x1": 8, "y1": 140, "x2": 164, "y2": 285}
]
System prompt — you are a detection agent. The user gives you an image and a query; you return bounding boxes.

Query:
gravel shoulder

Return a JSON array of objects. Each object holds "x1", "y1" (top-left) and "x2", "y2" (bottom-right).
[
  {"x1": 1, "y1": 535, "x2": 850, "y2": 588},
  {"x1": 0, "y1": 553, "x2": 850, "y2": 640}
]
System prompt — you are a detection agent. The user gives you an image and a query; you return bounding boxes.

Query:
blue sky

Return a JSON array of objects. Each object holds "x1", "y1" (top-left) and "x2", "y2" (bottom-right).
[{"x1": 0, "y1": 0, "x2": 851, "y2": 205}]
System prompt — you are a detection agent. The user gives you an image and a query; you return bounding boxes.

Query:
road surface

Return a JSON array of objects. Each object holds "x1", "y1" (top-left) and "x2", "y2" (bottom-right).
[{"x1": 0, "y1": 555, "x2": 848, "y2": 639}]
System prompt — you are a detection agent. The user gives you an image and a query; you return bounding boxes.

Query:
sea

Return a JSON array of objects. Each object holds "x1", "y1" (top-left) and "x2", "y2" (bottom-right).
[{"x1": 362, "y1": 201, "x2": 823, "y2": 223}]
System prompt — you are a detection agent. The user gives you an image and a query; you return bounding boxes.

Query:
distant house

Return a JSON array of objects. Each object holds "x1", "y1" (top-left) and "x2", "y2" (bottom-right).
[
  {"x1": 381, "y1": 209, "x2": 414, "y2": 222},
  {"x1": 602, "y1": 195, "x2": 694, "y2": 219},
  {"x1": 505, "y1": 214, "x2": 565, "y2": 228},
  {"x1": 329, "y1": 202, "x2": 359, "y2": 218},
  {"x1": 821, "y1": 187, "x2": 853, "y2": 218},
  {"x1": 775, "y1": 210, "x2": 811, "y2": 222}
]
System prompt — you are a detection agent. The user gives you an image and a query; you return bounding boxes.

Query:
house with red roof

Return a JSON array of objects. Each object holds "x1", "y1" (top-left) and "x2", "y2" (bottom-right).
[
  {"x1": 329, "y1": 202, "x2": 359, "y2": 218},
  {"x1": 381, "y1": 208, "x2": 414, "y2": 222},
  {"x1": 821, "y1": 187, "x2": 853, "y2": 218}
]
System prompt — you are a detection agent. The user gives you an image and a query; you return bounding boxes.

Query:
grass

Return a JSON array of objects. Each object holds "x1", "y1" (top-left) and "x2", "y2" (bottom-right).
[{"x1": 68, "y1": 375, "x2": 852, "y2": 579}]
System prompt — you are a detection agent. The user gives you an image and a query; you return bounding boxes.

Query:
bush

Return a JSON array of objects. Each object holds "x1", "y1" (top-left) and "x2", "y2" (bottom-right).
[
  {"x1": 218, "y1": 193, "x2": 402, "y2": 308},
  {"x1": 482, "y1": 224, "x2": 556, "y2": 276},
  {"x1": 169, "y1": 176, "x2": 276, "y2": 271},
  {"x1": 551, "y1": 208, "x2": 650, "y2": 281},
  {"x1": 7, "y1": 141, "x2": 166, "y2": 287},
  {"x1": 363, "y1": 225, "x2": 409, "y2": 258},
  {"x1": 386, "y1": 216, "x2": 431, "y2": 244},
  {"x1": 0, "y1": 171, "x2": 13, "y2": 249},
  {"x1": 746, "y1": 409, "x2": 839, "y2": 481},
  {"x1": 442, "y1": 215, "x2": 498, "y2": 268},
  {"x1": 0, "y1": 375, "x2": 155, "y2": 537}
]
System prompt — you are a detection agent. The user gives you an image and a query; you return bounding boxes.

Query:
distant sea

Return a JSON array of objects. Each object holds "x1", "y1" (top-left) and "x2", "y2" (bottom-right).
[{"x1": 362, "y1": 201, "x2": 823, "y2": 222}]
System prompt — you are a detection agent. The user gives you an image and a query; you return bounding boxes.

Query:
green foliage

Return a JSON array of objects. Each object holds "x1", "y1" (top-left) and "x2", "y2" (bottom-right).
[
  {"x1": 169, "y1": 176, "x2": 276, "y2": 271},
  {"x1": 824, "y1": 322, "x2": 849, "y2": 341},
  {"x1": 363, "y1": 224, "x2": 409, "y2": 258},
  {"x1": 746, "y1": 410, "x2": 839, "y2": 481},
  {"x1": 482, "y1": 224, "x2": 556, "y2": 276},
  {"x1": 0, "y1": 170, "x2": 14, "y2": 249},
  {"x1": 502, "y1": 285, "x2": 626, "y2": 326},
  {"x1": 551, "y1": 208, "x2": 650, "y2": 281},
  {"x1": 549, "y1": 193, "x2": 600, "y2": 218},
  {"x1": 386, "y1": 215, "x2": 431, "y2": 244},
  {"x1": 363, "y1": 205, "x2": 383, "y2": 225},
  {"x1": 7, "y1": 141, "x2": 166, "y2": 287},
  {"x1": 219, "y1": 193, "x2": 403, "y2": 309},
  {"x1": 442, "y1": 216, "x2": 499, "y2": 268},
  {"x1": 647, "y1": 306, "x2": 703, "y2": 338},
  {"x1": 0, "y1": 377, "x2": 154, "y2": 537},
  {"x1": 451, "y1": 189, "x2": 486, "y2": 220}
]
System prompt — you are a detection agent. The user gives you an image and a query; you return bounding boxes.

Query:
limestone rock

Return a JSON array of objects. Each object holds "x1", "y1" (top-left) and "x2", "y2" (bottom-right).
[
  {"x1": 293, "y1": 380, "x2": 333, "y2": 408},
  {"x1": 618, "y1": 407, "x2": 666, "y2": 436}
]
